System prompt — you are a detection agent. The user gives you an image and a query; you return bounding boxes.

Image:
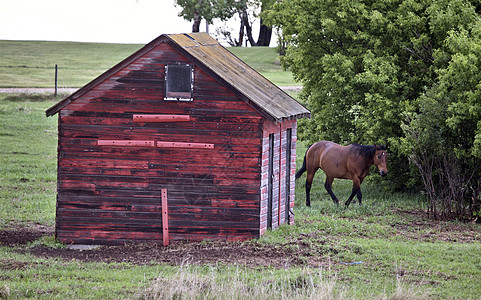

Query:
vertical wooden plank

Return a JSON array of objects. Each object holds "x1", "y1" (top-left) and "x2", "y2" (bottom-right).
[
  {"x1": 278, "y1": 125, "x2": 283, "y2": 228},
  {"x1": 285, "y1": 128, "x2": 292, "y2": 224},
  {"x1": 161, "y1": 189, "x2": 169, "y2": 246},
  {"x1": 267, "y1": 133, "x2": 274, "y2": 229}
]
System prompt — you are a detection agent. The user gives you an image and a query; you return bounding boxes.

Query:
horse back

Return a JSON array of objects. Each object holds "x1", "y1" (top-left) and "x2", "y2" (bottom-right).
[{"x1": 307, "y1": 141, "x2": 356, "y2": 179}]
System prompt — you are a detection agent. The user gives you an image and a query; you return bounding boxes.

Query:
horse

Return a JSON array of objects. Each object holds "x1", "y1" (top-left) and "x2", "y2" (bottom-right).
[{"x1": 295, "y1": 141, "x2": 388, "y2": 207}]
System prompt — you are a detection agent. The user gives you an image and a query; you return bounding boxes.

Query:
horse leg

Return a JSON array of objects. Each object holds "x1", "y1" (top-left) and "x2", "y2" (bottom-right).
[
  {"x1": 356, "y1": 177, "x2": 365, "y2": 205},
  {"x1": 345, "y1": 178, "x2": 361, "y2": 207},
  {"x1": 324, "y1": 176, "x2": 339, "y2": 206},
  {"x1": 305, "y1": 172, "x2": 315, "y2": 207}
]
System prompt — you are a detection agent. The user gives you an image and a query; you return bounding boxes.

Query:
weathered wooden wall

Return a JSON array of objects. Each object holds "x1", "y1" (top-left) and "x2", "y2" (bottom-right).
[
  {"x1": 259, "y1": 120, "x2": 297, "y2": 235},
  {"x1": 56, "y1": 42, "x2": 264, "y2": 244}
]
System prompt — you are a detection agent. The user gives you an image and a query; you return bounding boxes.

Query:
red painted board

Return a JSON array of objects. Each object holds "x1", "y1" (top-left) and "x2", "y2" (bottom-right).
[
  {"x1": 156, "y1": 141, "x2": 214, "y2": 149},
  {"x1": 133, "y1": 114, "x2": 191, "y2": 123},
  {"x1": 97, "y1": 140, "x2": 155, "y2": 147},
  {"x1": 161, "y1": 189, "x2": 169, "y2": 246}
]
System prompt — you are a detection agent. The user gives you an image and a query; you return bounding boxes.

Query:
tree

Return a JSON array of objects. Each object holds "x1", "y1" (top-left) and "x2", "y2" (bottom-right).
[
  {"x1": 400, "y1": 12, "x2": 481, "y2": 220},
  {"x1": 243, "y1": 0, "x2": 274, "y2": 46},
  {"x1": 265, "y1": 0, "x2": 432, "y2": 187},
  {"x1": 265, "y1": 0, "x2": 481, "y2": 220},
  {"x1": 213, "y1": 0, "x2": 274, "y2": 47},
  {"x1": 175, "y1": 0, "x2": 242, "y2": 32},
  {"x1": 256, "y1": 0, "x2": 274, "y2": 46}
]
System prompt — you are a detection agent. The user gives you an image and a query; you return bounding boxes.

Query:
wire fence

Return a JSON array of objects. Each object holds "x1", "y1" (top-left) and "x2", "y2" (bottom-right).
[
  {"x1": 0, "y1": 64, "x2": 69, "y2": 95},
  {"x1": 0, "y1": 65, "x2": 91, "y2": 70}
]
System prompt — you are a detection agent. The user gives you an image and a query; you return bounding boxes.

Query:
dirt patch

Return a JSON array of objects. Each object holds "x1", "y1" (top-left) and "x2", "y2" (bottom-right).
[
  {"x1": 0, "y1": 259, "x2": 35, "y2": 271},
  {"x1": 0, "y1": 224, "x2": 53, "y2": 246},
  {"x1": 3, "y1": 226, "x2": 334, "y2": 268},
  {"x1": 392, "y1": 209, "x2": 481, "y2": 243},
  {"x1": 28, "y1": 241, "x2": 320, "y2": 268},
  {"x1": 2, "y1": 211, "x2": 480, "y2": 268}
]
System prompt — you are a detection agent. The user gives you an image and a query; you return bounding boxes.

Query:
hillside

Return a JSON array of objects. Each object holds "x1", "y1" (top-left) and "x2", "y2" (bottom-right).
[{"x1": 0, "y1": 40, "x2": 296, "y2": 88}]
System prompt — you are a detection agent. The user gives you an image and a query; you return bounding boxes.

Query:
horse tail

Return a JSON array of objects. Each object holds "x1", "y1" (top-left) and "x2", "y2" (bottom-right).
[{"x1": 295, "y1": 148, "x2": 309, "y2": 180}]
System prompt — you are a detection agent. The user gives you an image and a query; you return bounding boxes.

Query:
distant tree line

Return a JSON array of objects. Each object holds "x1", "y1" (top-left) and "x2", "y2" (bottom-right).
[{"x1": 263, "y1": 0, "x2": 481, "y2": 221}]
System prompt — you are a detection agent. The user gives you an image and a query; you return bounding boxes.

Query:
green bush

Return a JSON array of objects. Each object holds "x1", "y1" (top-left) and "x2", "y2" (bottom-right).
[{"x1": 266, "y1": 0, "x2": 481, "y2": 219}]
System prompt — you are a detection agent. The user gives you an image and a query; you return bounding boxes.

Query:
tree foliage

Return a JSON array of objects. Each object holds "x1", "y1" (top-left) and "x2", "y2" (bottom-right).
[
  {"x1": 175, "y1": 0, "x2": 243, "y2": 32},
  {"x1": 265, "y1": 0, "x2": 481, "y2": 220},
  {"x1": 176, "y1": 0, "x2": 273, "y2": 46}
]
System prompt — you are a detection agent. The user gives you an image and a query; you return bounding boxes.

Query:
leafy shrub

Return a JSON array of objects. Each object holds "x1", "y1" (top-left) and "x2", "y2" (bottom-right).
[{"x1": 265, "y1": 0, "x2": 481, "y2": 220}]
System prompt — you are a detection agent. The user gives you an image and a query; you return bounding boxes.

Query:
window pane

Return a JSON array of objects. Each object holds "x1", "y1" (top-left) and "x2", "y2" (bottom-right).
[{"x1": 165, "y1": 64, "x2": 193, "y2": 100}]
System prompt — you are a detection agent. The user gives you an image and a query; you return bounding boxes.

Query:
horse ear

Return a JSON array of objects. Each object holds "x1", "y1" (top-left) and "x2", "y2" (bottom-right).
[{"x1": 385, "y1": 142, "x2": 389, "y2": 151}]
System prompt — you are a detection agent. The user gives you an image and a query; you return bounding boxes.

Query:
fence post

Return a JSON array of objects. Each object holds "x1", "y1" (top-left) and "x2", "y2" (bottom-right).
[{"x1": 54, "y1": 64, "x2": 58, "y2": 96}]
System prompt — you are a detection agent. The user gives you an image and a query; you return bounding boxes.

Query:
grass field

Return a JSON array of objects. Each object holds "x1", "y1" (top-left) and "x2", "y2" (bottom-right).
[
  {"x1": 1, "y1": 40, "x2": 481, "y2": 299},
  {"x1": 0, "y1": 40, "x2": 297, "y2": 88},
  {"x1": 1, "y1": 94, "x2": 481, "y2": 299}
]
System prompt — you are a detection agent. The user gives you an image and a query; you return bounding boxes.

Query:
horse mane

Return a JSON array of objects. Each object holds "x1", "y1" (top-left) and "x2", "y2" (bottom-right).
[{"x1": 351, "y1": 143, "x2": 386, "y2": 158}]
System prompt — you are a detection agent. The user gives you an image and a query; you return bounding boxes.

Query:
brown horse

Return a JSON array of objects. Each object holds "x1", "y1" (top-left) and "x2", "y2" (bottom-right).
[{"x1": 295, "y1": 141, "x2": 388, "y2": 207}]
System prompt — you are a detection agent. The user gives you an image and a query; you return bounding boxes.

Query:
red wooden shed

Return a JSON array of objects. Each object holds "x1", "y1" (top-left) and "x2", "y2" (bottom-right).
[{"x1": 46, "y1": 33, "x2": 310, "y2": 245}]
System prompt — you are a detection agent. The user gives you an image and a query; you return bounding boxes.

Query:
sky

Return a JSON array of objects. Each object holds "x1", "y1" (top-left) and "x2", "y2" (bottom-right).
[{"x1": 0, "y1": 0, "x2": 259, "y2": 45}]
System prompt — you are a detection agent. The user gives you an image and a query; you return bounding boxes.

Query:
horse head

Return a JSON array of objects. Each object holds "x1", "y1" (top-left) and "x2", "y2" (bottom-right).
[{"x1": 373, "y1": 145, "x2": 388, "y2": 177}]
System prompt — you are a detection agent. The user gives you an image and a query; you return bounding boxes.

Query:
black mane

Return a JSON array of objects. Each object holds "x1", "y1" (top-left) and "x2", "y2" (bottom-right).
[{"x1": 351, "y1": 143, "x2": 386, "y2": 158}]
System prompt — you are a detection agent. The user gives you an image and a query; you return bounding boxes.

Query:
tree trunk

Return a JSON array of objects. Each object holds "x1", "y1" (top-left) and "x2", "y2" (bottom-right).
[
  {"x1": 238, "y1": 11, "x2": 245, "y2": 47},
  {"x1": 257, "y1": 19, "x2": 272, "y2": 46},
  {"x1": 192, "y1": 9, "x2": 201, "y2": 32},
  {"x1": 241, "y1": 7, "x2": 257, "y2": 46}
]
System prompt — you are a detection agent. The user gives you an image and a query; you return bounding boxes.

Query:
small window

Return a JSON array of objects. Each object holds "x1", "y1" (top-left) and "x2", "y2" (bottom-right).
[{"x1": 165, "y1": 64, "x2": 193, "y2": 101}]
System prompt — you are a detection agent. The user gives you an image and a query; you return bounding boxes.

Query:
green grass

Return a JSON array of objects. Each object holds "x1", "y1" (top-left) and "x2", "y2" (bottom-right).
[
  {"x1": 0, "y1": 248, "x2": 162, "y2": 299},
  {"x1": 0, "y1": 94, "x2": 60, "y2": 226},
  {"x1": 338, "y1": 238, "x2": 481, "y2": 299},
  {"x1": 228, "y1": 46, "x2": 296, "y2": 86},
  {"x1": 1, "y1": 94, "x2": 481, "y2": 299},
  {"x1": 0, "y1": 40, "x2": 297, "y2": 88},
  {"x1": 0, "y1": 40, "x2": 143, "y2": 88}
]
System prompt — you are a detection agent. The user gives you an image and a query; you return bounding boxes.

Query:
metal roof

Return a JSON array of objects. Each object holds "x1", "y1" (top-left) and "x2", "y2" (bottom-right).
[{"x1": 46, "y1": 33, "x2": 310, "y2": 121}]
